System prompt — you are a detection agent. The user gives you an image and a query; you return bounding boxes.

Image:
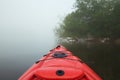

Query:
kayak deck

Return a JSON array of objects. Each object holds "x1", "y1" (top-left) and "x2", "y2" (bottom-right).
[{"x1": 19, "y1": 45, "x2": 102, "y2": 80}]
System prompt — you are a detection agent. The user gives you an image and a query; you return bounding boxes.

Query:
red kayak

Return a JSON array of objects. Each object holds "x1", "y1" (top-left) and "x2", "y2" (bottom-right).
[{"x1": 19, "y1": 45, "x2": 102, "y2": 80}]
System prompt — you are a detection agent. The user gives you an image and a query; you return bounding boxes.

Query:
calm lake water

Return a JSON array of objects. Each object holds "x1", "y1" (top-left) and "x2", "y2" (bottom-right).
[
  {"x1": 61, "y1": 42, "x2": 120, "y2": 80},
  {"x1": 0, "y1": 39, "x2": 56, "y2": 80},
  {"x1": 0, "y1": 39, "x2": 120, "y2": 80}
]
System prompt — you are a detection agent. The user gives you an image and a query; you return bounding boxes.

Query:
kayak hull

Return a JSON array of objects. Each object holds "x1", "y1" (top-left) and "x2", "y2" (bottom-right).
[{"x1": 19, "y1": 45, "x2": 102, "y2": 80}]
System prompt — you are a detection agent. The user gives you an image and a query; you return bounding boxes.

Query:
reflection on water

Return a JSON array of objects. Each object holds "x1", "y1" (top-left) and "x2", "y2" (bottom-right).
[
  {"x1": 61, "y1": 42, "x2": 120, "y2": 80},
  {"x1": 0, "y1": 42, "x2": 55, "y2": 80},
  {"x1": 1, "y1": 40, "x2": 119, "y2": 80}
]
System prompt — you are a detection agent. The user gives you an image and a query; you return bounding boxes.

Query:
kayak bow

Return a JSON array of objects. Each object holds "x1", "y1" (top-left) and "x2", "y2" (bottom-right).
[{"x1": 19, "y1": 45, "x2": 102, "y2": 80}]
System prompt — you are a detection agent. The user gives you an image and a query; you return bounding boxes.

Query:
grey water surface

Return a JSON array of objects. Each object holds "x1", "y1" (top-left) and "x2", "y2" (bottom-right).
[{"x1": 62, "y1": 42, "x2": 120, "y2": 80}]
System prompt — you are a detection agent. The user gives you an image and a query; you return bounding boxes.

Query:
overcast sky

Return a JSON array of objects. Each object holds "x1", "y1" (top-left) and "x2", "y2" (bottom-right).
[
  {"x1": 0, "y1": 0, "x2": 75, "y2": 56},
  {"x1": 0, "y1": 0, "x2": 75, "y2": 44},
  {"x1": 0, "y1": 0, "x2": 76, "y2": 61}
]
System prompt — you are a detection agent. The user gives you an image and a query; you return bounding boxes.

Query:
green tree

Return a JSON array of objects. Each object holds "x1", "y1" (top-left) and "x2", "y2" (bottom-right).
[{"x1": 55, "y1": 0, "x2": 120, "y2": 41}]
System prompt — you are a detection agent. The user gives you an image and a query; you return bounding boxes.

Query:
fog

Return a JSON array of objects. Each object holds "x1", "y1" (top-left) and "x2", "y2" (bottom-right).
[{"x1": 0, "y1": 0, "x2": 74, "y2": 79}]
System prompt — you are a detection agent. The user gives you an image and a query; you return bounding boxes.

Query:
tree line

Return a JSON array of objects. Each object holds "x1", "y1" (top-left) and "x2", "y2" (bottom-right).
[{"x1": 55, "y1": 0, "x2": 120, "y2": 42}]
